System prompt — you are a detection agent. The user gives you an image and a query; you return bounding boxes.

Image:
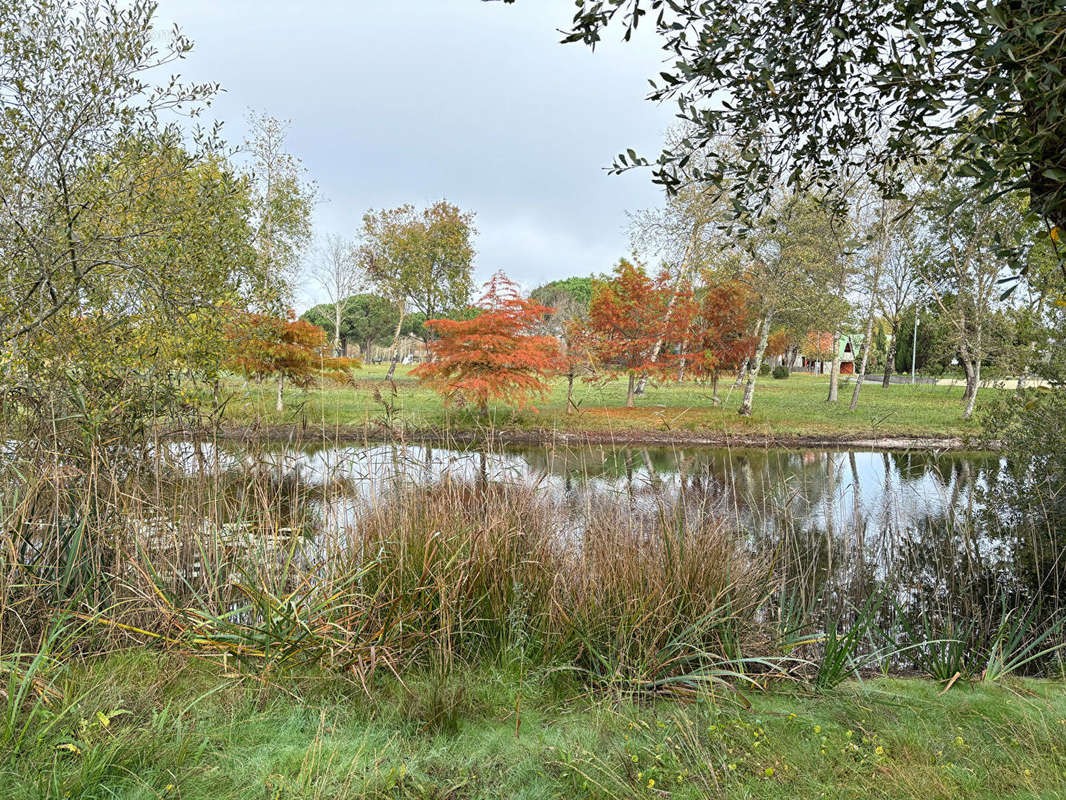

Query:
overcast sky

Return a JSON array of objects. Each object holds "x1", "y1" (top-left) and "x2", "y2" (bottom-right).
[{"x1": 155, "y1": 0, "x2": 675, "y2": 310}]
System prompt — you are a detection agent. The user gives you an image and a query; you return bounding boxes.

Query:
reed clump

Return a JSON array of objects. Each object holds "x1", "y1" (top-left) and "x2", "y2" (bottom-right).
[
  {"x1": 349, "y1": 483, "x2": 775, "y2": 688},
  {"x1": 0, "y1": 450, "x2": 779, "y2": 693}
]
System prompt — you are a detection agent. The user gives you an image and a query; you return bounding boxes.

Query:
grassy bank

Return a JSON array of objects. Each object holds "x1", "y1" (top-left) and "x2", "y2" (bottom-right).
[
  {"x1": 5, "y1": 650, "x2": 1066, "y2": 799},
  {"x1": 215, "y1": 364, "x2": 1002, "y2": 441}
]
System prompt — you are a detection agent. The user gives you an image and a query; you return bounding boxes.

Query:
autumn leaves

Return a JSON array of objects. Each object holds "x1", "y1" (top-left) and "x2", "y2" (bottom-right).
[{"x1": 413, "y1": 261, "x2": 755, "y2": 415}]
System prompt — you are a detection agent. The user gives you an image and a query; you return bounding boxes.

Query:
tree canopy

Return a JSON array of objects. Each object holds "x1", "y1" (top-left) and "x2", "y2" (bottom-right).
[
  {"x1": 413, "y1": 271, "x2": 561, "y2": 413},
  {"x1": 501, "y1": 0, "x2": 1066, "y2": 238}
]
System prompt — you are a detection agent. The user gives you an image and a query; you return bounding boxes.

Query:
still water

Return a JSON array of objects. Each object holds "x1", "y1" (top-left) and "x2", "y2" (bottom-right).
[
  {"x1": 179, "y1": 439, "x2": 1058, "y2": 635},
  {"x1": 220, "y1": 441, "x2": 995, "y2": 540}
]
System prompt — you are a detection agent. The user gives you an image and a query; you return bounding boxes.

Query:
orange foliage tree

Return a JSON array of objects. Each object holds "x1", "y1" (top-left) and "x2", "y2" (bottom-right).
[
  {"x1": 585, "y1": 259, "x2": 676, "y2": 407},
  {"x1": 226, "y1": 311, "x2": 359, "y2": 412},
  {"x1": 803, "y1": 331, "x2": 836, "y2": 373},
  {"x1": 412, "y1": 271, "x2": 561, "y2": 414},
  {"x1": 685, "y1": 282, "x2": 756, "y2": 404},
  {"x1": 560, "y1": 318, "x2": 597, "y2": 415},
  {"x1": 766, "y1": 330, "x2": 792, "y2": 361}
]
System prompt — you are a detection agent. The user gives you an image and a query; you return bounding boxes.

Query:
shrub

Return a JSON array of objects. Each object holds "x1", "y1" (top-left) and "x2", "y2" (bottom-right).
[
  {"x1": 772, "y1": 365, "x2": 790, "y2": 379},
  {"x1": 758, "y1": 363, "x2": 771, "y2": 376}
]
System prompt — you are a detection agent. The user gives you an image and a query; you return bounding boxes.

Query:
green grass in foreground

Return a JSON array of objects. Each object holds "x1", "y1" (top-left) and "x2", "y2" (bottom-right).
[
  {"x1": 6, "y1": 650, "x2": 1066, "y2": 799},
  {"x1": 218, "y1": 365, "x2": 1002, "y2": 439}
]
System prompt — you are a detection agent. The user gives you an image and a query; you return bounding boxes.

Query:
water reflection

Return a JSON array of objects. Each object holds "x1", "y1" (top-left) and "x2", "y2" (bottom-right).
[
  {"x1": 205, "y1": 442, "x2": 993, "y2": 542},
  {"x1": 153, "y1": 439, "x2": 1064, "y2": 672}
]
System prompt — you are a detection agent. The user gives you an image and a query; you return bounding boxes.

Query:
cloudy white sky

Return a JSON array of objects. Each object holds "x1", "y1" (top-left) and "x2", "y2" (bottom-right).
[{"x1": 155, "y1": 0, "x2": 675, "y2": 310}]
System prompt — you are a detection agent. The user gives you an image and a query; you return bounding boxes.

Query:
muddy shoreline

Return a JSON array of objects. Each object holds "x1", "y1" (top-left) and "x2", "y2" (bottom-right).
[{"x1": 177, "y1": 422, "x2": 982, "y2": 452}]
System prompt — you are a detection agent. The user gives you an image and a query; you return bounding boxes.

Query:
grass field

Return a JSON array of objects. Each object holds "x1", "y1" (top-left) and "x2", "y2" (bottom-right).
[
  {"x1": 8, "y1": 650, "x2": 1065, "y2": 800},
  {"x1": 217, "y1": 364, "x2": 1004, "y2": 440}
]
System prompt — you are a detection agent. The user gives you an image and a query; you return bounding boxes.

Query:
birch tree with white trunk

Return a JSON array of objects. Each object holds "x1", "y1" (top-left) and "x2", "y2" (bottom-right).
[{"x1": 310, "y1": 234, "x2": 364, "y2": 356}]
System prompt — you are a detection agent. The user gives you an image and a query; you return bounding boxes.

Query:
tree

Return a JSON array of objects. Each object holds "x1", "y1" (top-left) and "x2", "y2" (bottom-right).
[
  {"x1": 894, "y1": 304, "x2": 952, "y2": 376},
  {"x1": 2, "y1": 132, "x2": 260, "y2": 455},
  {"x1": 412, "y1": 271, "x2": 561, "y2": 415},
  {"x1": 531, "y1": 278, "x2": 596, "y2": 415},
  {"x1": 530, "y1": 277, "x2": 598, "y2": 312},
  {"x1": 918, "y1": 179, "x2": 1037, "y2": 418},
  {"x1": 302, "y1": 293, "x2": 400, "y2": 360},
  {"x1": 627, "y1": 142, "x2": 734, "y2": 393},
  {"x1": 238, "y1": 112, "x2": 317, "y2": 410},
  {"x1": 560, "y1": 319, "x2": 597, "y2": 415},
  {"x1": 877, "y1": 213, "x2": 922, "y2": 387},
  {"x1": 684, "y1": 282, "x2": 756, "y2": 404},
  {"x1": 0, "y1": 0, "x2": 218, "y2": 349},
  {"x1": 358, "y1": 201, "x2": 476, "y2": 379},
  {"x1": 585, "y1": 259, "x2": 674, "y2": 407},
  {"x1": 535, "y1": 1, "x2": 1066, "y2": 238},
  {"x1": 848, "y1": 197, "x2": 896, "y2": 412},
  {"x1": 309, "y1": 234, "x2": 363, "y2": 355},
  {"x1": 226, "y1": 312, "x2": 358, "y2": 413},
  {"x1": 244, "y1": 112, "x2": 316, "y2": 314},
  {"x1": 730, "y1": 195, "x2": 849, "y2": 416}
]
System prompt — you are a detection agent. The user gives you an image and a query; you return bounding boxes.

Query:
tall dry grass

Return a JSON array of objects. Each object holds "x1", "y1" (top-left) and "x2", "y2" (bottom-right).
[{"x1": 0, "y1": 441, "x2": 780, "y2": 693}]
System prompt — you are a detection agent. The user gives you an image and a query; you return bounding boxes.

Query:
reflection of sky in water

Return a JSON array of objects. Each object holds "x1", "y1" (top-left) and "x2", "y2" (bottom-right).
[
  {"x1": 162, "y1": 441, "x2": 1041, "y2": 612},
  {"x1": 178, "y1": 442, "x2": 999, "y2": 549}
]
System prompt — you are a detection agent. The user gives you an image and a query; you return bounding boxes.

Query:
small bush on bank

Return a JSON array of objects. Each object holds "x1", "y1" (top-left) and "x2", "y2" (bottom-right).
[{"x1": 772, "y1": 366, "x2": 790, "y2": 379}]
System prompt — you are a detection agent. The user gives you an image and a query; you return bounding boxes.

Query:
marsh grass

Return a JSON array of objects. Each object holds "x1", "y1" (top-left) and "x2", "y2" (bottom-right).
[
  {"x1": 0, "y1": 440, "x2": 784, "y2": 698},
  {"x1": 2, "y1": 431, "x2": 1065, "y2": 798}
]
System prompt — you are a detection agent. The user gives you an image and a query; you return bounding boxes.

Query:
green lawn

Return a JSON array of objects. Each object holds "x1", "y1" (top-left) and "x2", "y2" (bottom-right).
[
  {"x1": 216, "y1": 364, "x2": 1002, "y2": 440},
  {"x1": 9, "y1": 650, "x2": 1066, "y2": 799}
]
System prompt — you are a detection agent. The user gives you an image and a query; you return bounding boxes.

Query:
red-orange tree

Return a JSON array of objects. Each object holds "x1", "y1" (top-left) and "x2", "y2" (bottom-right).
[
  {"x1": 685, "y1": 282, "x2": 756, "y2": 404},
  {"x1": 412, "y1": 271, "x2": 561, "y2": 414},
  {"x1": 585, "y1": 259, "x2": 675, "y2": 407},
  {"x1": 226, "y1": 311, "x2": 359, "y2": 412}
]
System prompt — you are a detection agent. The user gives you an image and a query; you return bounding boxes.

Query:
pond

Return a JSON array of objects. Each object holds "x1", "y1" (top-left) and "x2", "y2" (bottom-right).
[
  {"x1": 215, "y1": 440, "x2": 993, "y2": 533},
  {"x1": 187, "y1": 439, "x2": 1054, "y2": 626}
]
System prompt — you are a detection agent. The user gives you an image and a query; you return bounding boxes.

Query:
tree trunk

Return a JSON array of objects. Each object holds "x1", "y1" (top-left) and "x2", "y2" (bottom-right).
[
  {"x1": 635, "y1": 370, "x2": 649, "y2": 395},
  {"x1": 963, "y1": 358, "x2": 980, "y2": 419},
  {"x1": 848, "y1": 310, "x2": 877, "y2": 411},
  {"x1": 882, "y1": 322, "x2": 897, "y2": 388},
  {"x1": 334, "y1": 305, "x2": 343, "y2": 357},
  {"x1": 625, "y1": 373, "x2": 636, "y2": 408},
  {"x1": 385, "y1": 300, "x2": 406, "y2": 380},
  {"x1": 961, "y1": 356, "x2": 975, "y2": 401},
  {"x1": 826, "y1": 331, "x2": 842, "y2": 402},
  {"x1": 711, "y1": 371, "x2": 720, "y2": 405},
  {"x1": 275, "y1": 374, "x2": 284, "y2": 413},
  {"x1": 732, "y1": 360, "x2": 749, "y2": 390},
  {"x1": 733, "y1": 320, "x2": 761, "y2": 389},
  {"x1": 739, "y1": 310, "x2": 773, "y2": 417},
  {"x1": 566, "y1": 373, "x2": 577, "y2": 415}
]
